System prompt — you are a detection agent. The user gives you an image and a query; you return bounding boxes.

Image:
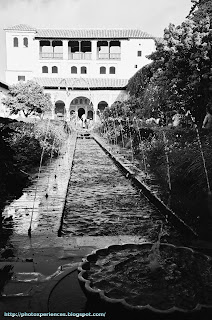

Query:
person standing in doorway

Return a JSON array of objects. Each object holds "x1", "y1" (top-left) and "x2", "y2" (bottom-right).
[{"x1": 81, "y1": 113, "x2": 86, "y2": 129}]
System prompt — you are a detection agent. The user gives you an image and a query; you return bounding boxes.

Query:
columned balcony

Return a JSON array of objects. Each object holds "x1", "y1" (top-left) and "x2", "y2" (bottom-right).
[
  {"x1": 39, "y1": 39, "x2": 121, "y2": 60},
  {"x1": 39, "y1": 40, "x2": 63, "y2": 60},
  {"x1": 97, "y1": 40, "x2": 121, "y2": 60},
  {"x1": 68, "y1": 41, "x2": 92, "y2": 60}
]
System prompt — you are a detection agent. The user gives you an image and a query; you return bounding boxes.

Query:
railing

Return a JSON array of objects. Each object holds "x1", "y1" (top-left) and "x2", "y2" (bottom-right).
[
  {"x1": 68, "y1": 52, "x2": 92, "y2": 60},
  {"x1": 98, "y1": 53, "x2": 121, "y2": 60},
  {"x1": 39, "y1": 53, "x2": 63, "y2": 59}
]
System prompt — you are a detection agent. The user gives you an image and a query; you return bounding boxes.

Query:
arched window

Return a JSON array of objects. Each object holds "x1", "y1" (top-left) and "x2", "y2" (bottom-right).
[
  {"x1": 81, "y1": 66, "x2": 87, "y2": 74},
  {"x1": 100, "y1": 66, "x2": 106, "y2": 74},
  {"x1": 71, "y1": 66, "x2": 77, "y2": 74},
  {"x1": 109, "y1": 67, "x2": 115, "y2": 74},
  {"x1": 98, "y1": 101, "x2": 108, "y2": 113},
  {"x1": 52, "y1": 66, "x2": 58, "y2": 73},
  {"x1": 13, "y1": 37, "x2": 18, "y2": 47},
  {"x1": 23, "y1": 37, "x2": 28, "y2": 47},
  {"x1": 42, "y1": 66, "x2": 48, "y2": 73}
]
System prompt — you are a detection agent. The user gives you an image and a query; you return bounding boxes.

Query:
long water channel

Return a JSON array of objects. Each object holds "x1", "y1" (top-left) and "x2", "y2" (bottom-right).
[{"x1": 61, "y1": 137, "x2": 182, "y2": 244}]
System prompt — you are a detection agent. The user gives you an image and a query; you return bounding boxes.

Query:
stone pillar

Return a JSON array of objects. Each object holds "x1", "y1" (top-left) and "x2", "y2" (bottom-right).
[
  {"x1": 50, "y1": 94, "x2": 55, "y2": 120},
  {"x1": 92, "y1": 40, "x2": 97, "y2": 60},
  {"x1": 65, "y1": 97, "x2": 70, "y2": 121},
  {"x1": 63, "y1": 40, "x2": 68, "y2": 60},
  {"x1": 51, "y1": 107, "x2": 55, "y2": 120}
]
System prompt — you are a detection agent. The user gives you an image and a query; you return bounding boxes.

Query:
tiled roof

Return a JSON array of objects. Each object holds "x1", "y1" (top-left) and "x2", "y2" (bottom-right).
[
  {"x1": 35, "y1": 29, "x2": 155, "y2": 39},
  {"x1": 4, "y1": 24, "x2": 155, "y2": 39},
  {"x1": 4, "y1": 24, "x2": 37, "y2": 32},
  {"x1": 33, "y1": 77, "x2": 128, "y2": 89},
  {"x1": 0, "y1": 80, "x2": 9, "y2": 90}
]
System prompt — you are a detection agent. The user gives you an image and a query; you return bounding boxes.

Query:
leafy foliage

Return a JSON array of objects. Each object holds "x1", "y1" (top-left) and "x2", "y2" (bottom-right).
[
  {"x1": 190, "y1": 0, "x2": 212, "y2": 23},
  {"x1": 0, "y1": 119, "x2": 69, "y2": 211},
  {"x1": 126, "y1": 1, "x2": 212, "y2": 124},
  {"x1": 2, "y1": 81, "x2": 52, "y2": 118}
]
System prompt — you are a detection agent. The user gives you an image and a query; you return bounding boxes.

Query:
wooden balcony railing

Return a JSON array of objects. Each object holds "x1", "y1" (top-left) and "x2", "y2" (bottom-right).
[
  {"x1": 39, "y1": 53, "x2": 63, "y2": 59},
  {"x1": 98, "y1": 53, "x2": 121, "y2": 60},
  {"x1": 68, "y1": 52, "x2": 92, "y2": 60}
]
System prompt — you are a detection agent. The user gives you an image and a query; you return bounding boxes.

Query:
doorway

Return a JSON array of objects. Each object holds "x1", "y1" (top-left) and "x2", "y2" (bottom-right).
[{"x1": 78, "y1": 108, "x2": 85, "y2": 119}]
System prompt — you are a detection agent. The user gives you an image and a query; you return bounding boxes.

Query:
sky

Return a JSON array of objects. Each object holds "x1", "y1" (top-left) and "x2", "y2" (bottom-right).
[{"x1": 0, "y1": 0, "x2": 192, "y2": 81}]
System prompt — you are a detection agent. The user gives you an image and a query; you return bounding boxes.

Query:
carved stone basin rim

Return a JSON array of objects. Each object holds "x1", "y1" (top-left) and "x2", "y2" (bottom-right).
[{"x1": 78, "y1": 242, "x2": 212, "y2": 315}]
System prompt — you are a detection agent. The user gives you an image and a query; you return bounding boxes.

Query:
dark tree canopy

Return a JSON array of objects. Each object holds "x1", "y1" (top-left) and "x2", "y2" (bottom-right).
[
  {"x1": 127, "y1": 63, "x2": 153, "y2": 98},
  {"x1": 124, "y1": 0, "x2": 212, "y2": 123},
  {"x1": 189, "y1": 0, "x2": 212, "y2": 23}
]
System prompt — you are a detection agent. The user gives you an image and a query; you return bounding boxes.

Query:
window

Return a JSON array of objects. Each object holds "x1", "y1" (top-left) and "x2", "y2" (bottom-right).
[
  {"x1": 81, "y1": 66, "x2": 87, "y2": 74},
  {"x1": 23, "y1": 37, "x2": 28, "y2": 47},
  {"x1": 71, "y1": 66, "x2": 77, "y2": 74},
  {"x1": 100, "y1": 66, "x2": 106, "y2": 74},
  {"x1": 42, "y1": 66, "x2": 48, "y2": 73},
  {"x1": 18, "y1": 76, "x2": 25, "y2": 81},
  {"x1": 137, "y1": 51, "x2": 142, "y2": 57},
  {"x1": 80, "y1": 98, "x2": 83, "y2": 104},
  {"x1": 52, "y1": 66, "x2": 58, "y2": 73},
  {"x1": 13, "y1": 37, "x2": 18, "y2": 47},
  {"x1": 109, "y1": 67, "x2": 115, "y2": 74},
  {"x1": 135, "y1": 65, "x2": 138, "y2": 68}
]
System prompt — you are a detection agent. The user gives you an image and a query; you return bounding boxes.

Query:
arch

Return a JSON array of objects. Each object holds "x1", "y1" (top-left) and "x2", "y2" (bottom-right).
[
  {"x1": 13, "y1": 37, "x2": 18, "y2": 47},
  {"x1": 98, "y1": 101, "x2": 108, "y2": 113},
  {"x1": 81, "y1": 66, "x2": 87, "y2": 74},
  {"x1": 52, "y1": 66, "x2": 58, "y2": 73},
  {"x1": 55, "y1": 100, "x2": 65, "y2": 119},
  {"x1": 100, "y1": 66, "x2": 106, "y2": 74},
  {"x1": 71, "y1": 66, "x2": 77, "y2": 74},
  {"x1": 109, "y1": 66, "x2": 115, "y2": 74},
  {"x1": 42, "y1": 66, "x2": 48, "y2": 73},
  {"x1": 23, "y1": 37, "x2": 28, "y2": 47},
  {"x1": 70, "y1": 96, "x2": 92, "y2": 107}
]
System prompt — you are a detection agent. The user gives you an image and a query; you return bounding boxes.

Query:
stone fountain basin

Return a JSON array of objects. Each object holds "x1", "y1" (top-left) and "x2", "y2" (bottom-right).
[{"x1": 78, "y1": 242, "x2": 212, "y2": 318}]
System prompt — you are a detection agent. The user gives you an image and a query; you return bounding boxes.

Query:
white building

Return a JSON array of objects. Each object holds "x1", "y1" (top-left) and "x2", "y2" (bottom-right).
[
  {"x1": 0, "y1": 80, "x2": 9, "y2": 118},
  {"x1": 4, "y1": 24, "x2": 155, "y2": 121}
]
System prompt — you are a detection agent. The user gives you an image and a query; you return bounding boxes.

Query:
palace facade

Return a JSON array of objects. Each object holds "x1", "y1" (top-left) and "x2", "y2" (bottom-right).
[{"x1": 4, "y1": 24, "x2": 155, "y2": 121}]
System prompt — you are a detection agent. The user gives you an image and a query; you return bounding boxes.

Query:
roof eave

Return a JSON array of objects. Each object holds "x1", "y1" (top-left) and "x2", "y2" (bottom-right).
[
  {"x1": 0, "y1": 81, "x2": 9, "y2": 90},
  {"x1": 44, "y1": 86, "x2": 127, "y2": 90}
]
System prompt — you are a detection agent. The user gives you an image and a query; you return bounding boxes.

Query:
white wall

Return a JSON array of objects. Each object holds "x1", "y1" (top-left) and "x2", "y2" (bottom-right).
[
  {"x1": 6, "y1": 30, "x2": 37, "y2": 84},
  {"x1": 0, "y1": 85, "x2": 9, "y2": 117},
  {"x1": 34, "y1": 38, "x2": 155, "y2": 79}
]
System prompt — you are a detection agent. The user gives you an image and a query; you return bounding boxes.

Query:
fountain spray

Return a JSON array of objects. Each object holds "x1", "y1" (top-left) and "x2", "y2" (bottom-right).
[
  {"x1": 187, "y1": 110, "x2": 211, "y2": 195},
  {"x1": 162, "y1": 130, "x2": 172, "y2": 193},
  {"x1": 28, "y1": 119, "x2": 51, "y2": 237},
  {"x1": 148, "y1": 223, "x2": 163, "y2": 272},
  {"x1": 126, "y1": 117, "x2": 134, "y2": 163},
  {"x1": 134, "y1": 118, "x2": 148, "y2": 178}
]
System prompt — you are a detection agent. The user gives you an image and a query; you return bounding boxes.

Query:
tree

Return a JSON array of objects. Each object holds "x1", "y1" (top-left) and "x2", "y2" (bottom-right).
[
  {"x1": 127, "y1": 15, "x2": 211, "y2": 124},
  {"x1": 189, "y1": 0, "x2": 212, "y2": 23},
  {"x1": 127, "y1": 63, "x2": 153, "y2": 98},
  {"x1": 2, "y1": 80, "x2": 52, "y2": 118}
]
